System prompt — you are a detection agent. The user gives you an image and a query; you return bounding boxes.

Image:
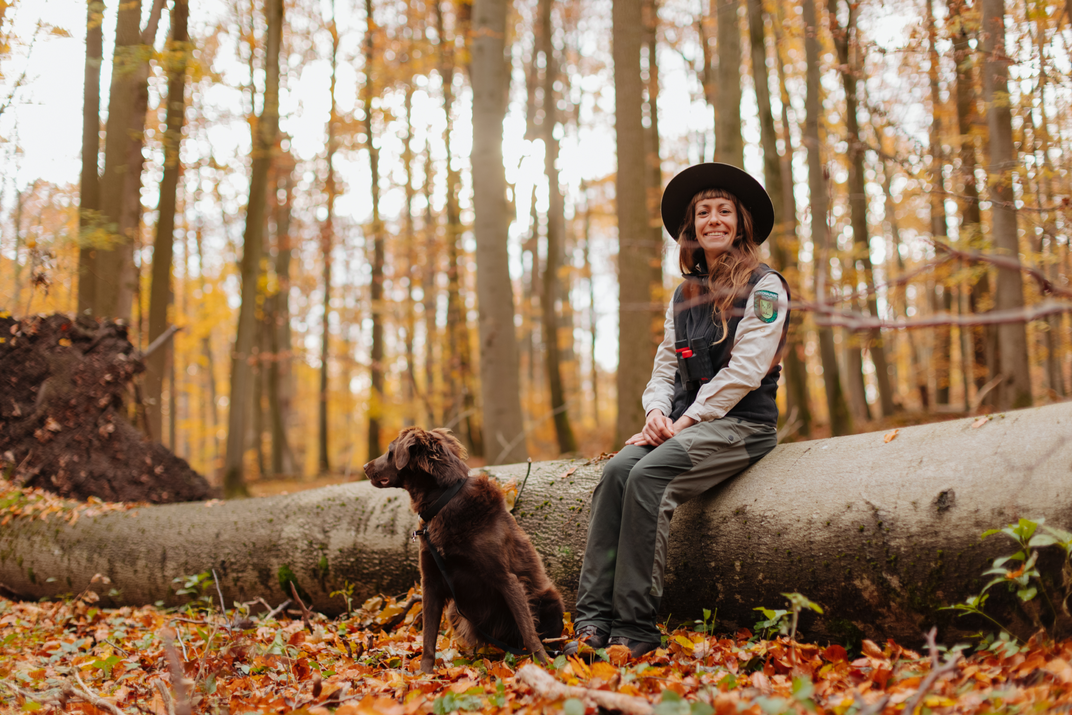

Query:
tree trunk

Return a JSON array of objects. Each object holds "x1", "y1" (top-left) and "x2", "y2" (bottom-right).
[
  {"x1": 751, "y1": 0, "x2": 811, "y2": 438},
  {"x1": 5, "y1": 402, "x2": 1071, "y2": 647},
  {"x1": 77, "y1": 0, "x2": 104, "y2": 316},
  {"x1": 470, "y1": 0, "x2": 526, "y2": 464},
  {"x1": 948, "y1": 0, "x2": 995, "y2": 401},
  {"x1": 267, "y1": 151, "x2": 297, "y2": 477},
  {"x1": 402, "y1": 83, "x2": 418, "y2": 428},
  {"x1": 803, "y1": 0, "x2": 852, "y2": 436},
  {"x1": 981, "y1": 0, "x2": 1032, "y2": 410},
  {"x1": 434, "y1": 1, "x2": 473, "y2": 448},
  {"x1": 146, "y1": 0, "x2": 189, "y2": 443},
  {"x1": 93, "y1": 0, "x2": 166, "y2": 321},
  {"x1": 613, "y1": 0, "x2": 657, "y2": 444},
  {"x1": 924, "y1": 0, "x2": 955, "y2": 408},
  {"x1": 222, "y1": 0, "x2": 283, "y2": 497},
  {"x1": 715, "y1": 0, "x2": 743, "y2": 167},
  {"x1": 320, "y1": 13, "x2": 340, "y2": 475},
  {"x1": 421, "y1": 143, "x2": 441, "y2": 428},
  {"x1": 829, "y1": 0, "x2": 893, "y2": 420},
  {"x1": 365, "y1": 0, "x2": 386, "y2": 460},
  {"x1": 537, "y1": 0, "x2": 577, "y2": 455},
  {"x1": 877, "y1": 153, "x2": 927, "y2": 409}
]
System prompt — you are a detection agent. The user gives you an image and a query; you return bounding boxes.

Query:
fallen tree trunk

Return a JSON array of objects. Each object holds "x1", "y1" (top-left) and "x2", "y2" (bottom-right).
[{"x1": 1, "y1": 402, "x2": 1070, "y2": 645}]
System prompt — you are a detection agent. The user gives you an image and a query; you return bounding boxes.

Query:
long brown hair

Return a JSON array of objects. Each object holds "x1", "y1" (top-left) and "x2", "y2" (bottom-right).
[{"x1": 676, "y1": 188, "x2": 761, "y2": 343}]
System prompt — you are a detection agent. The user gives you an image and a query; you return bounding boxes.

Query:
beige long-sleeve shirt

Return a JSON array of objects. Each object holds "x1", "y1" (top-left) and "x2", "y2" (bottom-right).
[{"x1": 641, "y1": 272, "x2": 788, "y2": 423}]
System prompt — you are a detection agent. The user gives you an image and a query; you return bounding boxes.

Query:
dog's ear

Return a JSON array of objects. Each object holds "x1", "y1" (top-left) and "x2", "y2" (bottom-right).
[
  {"x1": 392, "y1": 429, "x2": 419, "y2": 470},
  {"x1": 430, "y1": 428, "x2": 468, "y2": 461}
]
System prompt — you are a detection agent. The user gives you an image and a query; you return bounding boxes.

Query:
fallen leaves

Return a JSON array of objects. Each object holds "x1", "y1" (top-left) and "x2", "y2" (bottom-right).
[
  {"x1": 883, "y1": 429, "x2": 899, "y2": 443},
  {"x1": 2, "y1": 587, "x2": 1072, "y2": 714}
]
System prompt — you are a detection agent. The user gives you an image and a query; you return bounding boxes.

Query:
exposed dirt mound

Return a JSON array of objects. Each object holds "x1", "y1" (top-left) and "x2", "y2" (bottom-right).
[{"x1": 0, "y1": 313, "x2": 215, "y2": 503}]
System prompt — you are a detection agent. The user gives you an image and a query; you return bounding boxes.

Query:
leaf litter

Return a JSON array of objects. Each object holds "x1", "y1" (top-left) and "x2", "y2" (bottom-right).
[{"x1": 2, "y1": 586, "x2": 1072, "y2": 715}]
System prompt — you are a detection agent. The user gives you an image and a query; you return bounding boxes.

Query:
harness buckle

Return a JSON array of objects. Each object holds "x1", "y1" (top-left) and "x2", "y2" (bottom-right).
[{"x1": 411, "y1": 529, "x2": 426, "y2": 542}]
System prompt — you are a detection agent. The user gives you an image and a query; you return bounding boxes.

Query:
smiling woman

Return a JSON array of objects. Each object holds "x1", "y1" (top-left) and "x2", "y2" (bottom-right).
[{"x1": 565, "y1": 162, "x2": 793, "y2": 661}]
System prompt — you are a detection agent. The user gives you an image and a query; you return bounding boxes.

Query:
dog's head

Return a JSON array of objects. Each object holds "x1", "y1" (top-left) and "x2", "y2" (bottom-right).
[{"x1": 364, "y1": 427, "x2": 469, "y2": 491}]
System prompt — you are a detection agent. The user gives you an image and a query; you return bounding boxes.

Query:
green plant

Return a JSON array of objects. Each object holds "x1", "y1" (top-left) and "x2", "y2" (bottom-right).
[
  {"x1": 173, "y1": 571, "x2": 215, "y2": 611},
  {"x1": 754, "y1": 593, "x2": 823, "y2": 643},
  {"x1": 942, "y1": 517, "x2": 1072, "y2": 643},
  {"x1": 330, "y1": 580, "x2": 356, "y2": 613},
  {"x1": 693, "y1": 607, "x2": 717, "y2": 636},
  {"x1": 752, "y1": 606, "x2": 789, "y2": 640}
]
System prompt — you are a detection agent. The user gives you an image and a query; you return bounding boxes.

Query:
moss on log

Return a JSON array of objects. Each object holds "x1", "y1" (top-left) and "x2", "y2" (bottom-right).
[{"x1": 1, "y1": 402, "x2": 1070, "y2": 645}]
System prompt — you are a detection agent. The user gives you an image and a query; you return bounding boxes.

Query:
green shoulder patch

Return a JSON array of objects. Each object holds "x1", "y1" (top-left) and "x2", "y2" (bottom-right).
[{"x1": 754, "y1": 289, "x2": 779, "y2": 323}]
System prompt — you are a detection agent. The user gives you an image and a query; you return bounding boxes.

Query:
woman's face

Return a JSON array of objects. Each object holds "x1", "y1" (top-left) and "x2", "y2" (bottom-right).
[{"x1": 693, "y1": 196, "x2": 738, "y2": 263}]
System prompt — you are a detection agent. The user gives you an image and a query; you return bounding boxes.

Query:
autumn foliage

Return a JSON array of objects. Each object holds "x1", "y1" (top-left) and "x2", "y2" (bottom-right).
[{"x1": 3, "y1": 582, "x2": 1072, "y2": 714}]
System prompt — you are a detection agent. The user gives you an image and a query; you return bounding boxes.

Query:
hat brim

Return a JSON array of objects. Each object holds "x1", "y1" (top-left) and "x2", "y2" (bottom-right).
[{"x1": 660, "y1": 163, "x2": 775, "y2": 245}]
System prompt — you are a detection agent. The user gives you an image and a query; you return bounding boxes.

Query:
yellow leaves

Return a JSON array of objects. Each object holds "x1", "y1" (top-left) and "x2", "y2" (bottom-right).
[{"x1": 883, "y1": 429, "x2": 899, "y2": 443}]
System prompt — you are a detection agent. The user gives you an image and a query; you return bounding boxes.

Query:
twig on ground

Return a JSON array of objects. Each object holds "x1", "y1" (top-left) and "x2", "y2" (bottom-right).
[
  {"x1": 211, "y1": 569, "x2": 233, "y2": 635},
  {"x1": 0, "y1": 676, "x2": 124, "y2": 715},
  {"x1": 163, "y1": 630, "x2": 193, "y2": 715},
  {"x1": 259, "y1": 598, "x2": 291, "y2": 621},
  {"x1": 154, "y1": 678, "x2": 177, "y2": 715},
  {"x1": 517, "y1": 664, "x2": 654, "y2": 715},
  {"x1": 902, "y1": 628, "x2": 961, "y2": 715},
  {"x1": 290, "y1": 582, "x2": 314, "y2": 633},
  {"x1": 380, "y1": 593, "x2": 422, "y2": 632},
  {"x1": 852, "y1": 691, "x2": 890, "y2": 715}
]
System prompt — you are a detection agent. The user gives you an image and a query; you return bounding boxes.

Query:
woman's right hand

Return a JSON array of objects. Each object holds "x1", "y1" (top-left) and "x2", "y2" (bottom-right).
[{"x1": 625, "y1": 409, "x2": 676, "y2": 447}]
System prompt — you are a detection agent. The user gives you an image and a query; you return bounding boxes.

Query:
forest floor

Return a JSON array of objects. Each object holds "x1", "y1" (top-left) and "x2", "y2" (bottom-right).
[{"x1": 2, "y1": 587, "x2": 1072, "y2": 715}]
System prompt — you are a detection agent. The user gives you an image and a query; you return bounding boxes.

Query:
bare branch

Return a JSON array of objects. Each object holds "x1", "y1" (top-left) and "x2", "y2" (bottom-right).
[
  {"x1": 929, "y1": 238, "x2": 1072, "y2": 299},
  {"x1": 807, "y1": 299, "x2": 1072, "y2": 331}
]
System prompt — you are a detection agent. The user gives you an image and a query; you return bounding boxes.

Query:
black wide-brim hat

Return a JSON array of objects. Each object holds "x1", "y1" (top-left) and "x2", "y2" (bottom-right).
[{"x1": 660, "y1": 163, "x2": 775, "y2": 245}]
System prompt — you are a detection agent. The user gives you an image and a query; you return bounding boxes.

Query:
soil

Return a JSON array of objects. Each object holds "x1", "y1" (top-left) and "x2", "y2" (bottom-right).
[{"x1": 0, "y1": 313, "x2": 215, "y2": 504}]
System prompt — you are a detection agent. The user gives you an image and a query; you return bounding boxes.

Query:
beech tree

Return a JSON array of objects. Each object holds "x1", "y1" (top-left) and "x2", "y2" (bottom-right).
[
  {"x1": 146, "y1": 0, "x2": 190, "y2": 443},
  {"x1": 981, "y1": 0, "x2": 1032, "y2": 410},
  {"x1": 470, "y1": 0, "x2": 527, "y2": 463},
  {"x1": 613, "y1": 0, "x2": 655, "y2": 443},
  {"x1": 222, "y1": 0, "x2": 284, "y2": 497}
]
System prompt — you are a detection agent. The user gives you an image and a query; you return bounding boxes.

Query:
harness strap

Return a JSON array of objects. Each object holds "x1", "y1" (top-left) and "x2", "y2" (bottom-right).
[
  {"x1": 412, "y1": 477, "x2": 530, "y2": 657},
  {"x1": 418, "y1": 477, "x2": 467, "y2": 523}
]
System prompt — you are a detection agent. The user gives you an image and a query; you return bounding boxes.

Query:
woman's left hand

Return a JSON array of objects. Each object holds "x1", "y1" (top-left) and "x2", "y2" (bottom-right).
[{"x1": 625, "y1": 415, "x2": 698, "y2": 446}]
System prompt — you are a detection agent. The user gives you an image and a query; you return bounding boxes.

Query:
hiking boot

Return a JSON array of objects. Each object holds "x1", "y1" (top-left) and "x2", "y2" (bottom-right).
[
  {"x1": 607, "y1": 636, "x2": 661, "y2": 659},
  {"x1": 562, "y1": 624, "x2": 609, "y2": 657}
]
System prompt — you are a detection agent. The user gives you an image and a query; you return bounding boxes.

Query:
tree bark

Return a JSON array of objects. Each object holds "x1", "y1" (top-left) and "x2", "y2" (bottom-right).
[
  {"x1": 470, "y1": 0, "x2": 526, "y2": 464},
  {"x1": 437, "y1": 1, "x2": 481, "y2": 456},
  {"x1": 77, "y1": 0, "x2": 104, "y2": 316},
  {"x1": 320, "y1": 11, "x2": 340, "y2": 475},
  {"x1": 146, "y1": 0, "x2": 190, "y2": 443},
  {"x1": 981, "y1": 0, "x2": 1032, "y2": 411},
  {"x1": 715, "y1": 0, "x2": 743, "y2": 167},
  {"x1": 803, "y1": 0, "x2": 852, "y2": 436},
  {"x1": 365, "y1": 0, "x2": 386, "y2": 460},
  {"x1": 537, "y1": 0, "x2": 577, "y2": 455},
  {"x1": 750, "y1": 0, "x2": 811, "y2": 438},
  {"x1": 613, "y1": 0, "x2": 657, "y2": 444},
  {"x1": 5, "y1": 402, "x2": 1071, "y2": 646},
  {"x1": 267, "y1": 152, "x2": 297, "y2": 477},
  {"x1": 829, "y1": 0, "x2": 894, "y2": 420},
  {"x1": 222, "y1": 0, "x2": 283, "y2": 497},
  {"x1": 94, "y1": 0, "x2": 167, "y2": 321},
  {"x1": 948, "y1": 0, "x2": 994, "y2": 401},
  {"x1": 926, "y1": 0, "x2": 955, "y2": 408}
]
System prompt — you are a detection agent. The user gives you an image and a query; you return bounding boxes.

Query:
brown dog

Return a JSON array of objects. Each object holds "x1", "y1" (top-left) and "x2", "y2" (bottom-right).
[{"x1": 364, "y1": 427, "x2": 564, "y2": 673}]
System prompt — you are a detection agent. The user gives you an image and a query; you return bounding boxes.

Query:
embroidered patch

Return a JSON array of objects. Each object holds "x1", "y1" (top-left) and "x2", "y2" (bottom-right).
[{"x1": 754, "y1": 289, "x2": 778, "y2": 323}]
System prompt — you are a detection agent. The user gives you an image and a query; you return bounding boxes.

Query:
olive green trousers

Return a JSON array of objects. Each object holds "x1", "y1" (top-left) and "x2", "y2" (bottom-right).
[{"x1": 574, "y1": 417, "x2": 777, "y2": 642}]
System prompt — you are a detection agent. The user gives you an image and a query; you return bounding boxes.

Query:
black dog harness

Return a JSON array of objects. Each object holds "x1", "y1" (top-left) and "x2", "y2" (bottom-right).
[{"x1": 411, "y1": 478, "x2": 530, "y2": 657}]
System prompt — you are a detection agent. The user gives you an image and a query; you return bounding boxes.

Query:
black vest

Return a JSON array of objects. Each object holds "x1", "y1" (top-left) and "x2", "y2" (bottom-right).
[{"x1": 667, "y1": 264, "x2": 790, "y2": 426}]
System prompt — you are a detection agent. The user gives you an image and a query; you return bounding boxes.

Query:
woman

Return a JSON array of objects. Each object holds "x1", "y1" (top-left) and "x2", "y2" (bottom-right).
[{"x1": 565, "y1": 163, "x2": 790, "y2": 659}]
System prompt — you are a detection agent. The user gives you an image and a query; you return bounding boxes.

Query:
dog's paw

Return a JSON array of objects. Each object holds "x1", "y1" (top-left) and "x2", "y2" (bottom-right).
[
  {"x1": 419, "y1": 657, "x2": 436, "y2": 674},
  {"x1": 533, "y1": 647, "x2": 551, "y2": 664}
]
